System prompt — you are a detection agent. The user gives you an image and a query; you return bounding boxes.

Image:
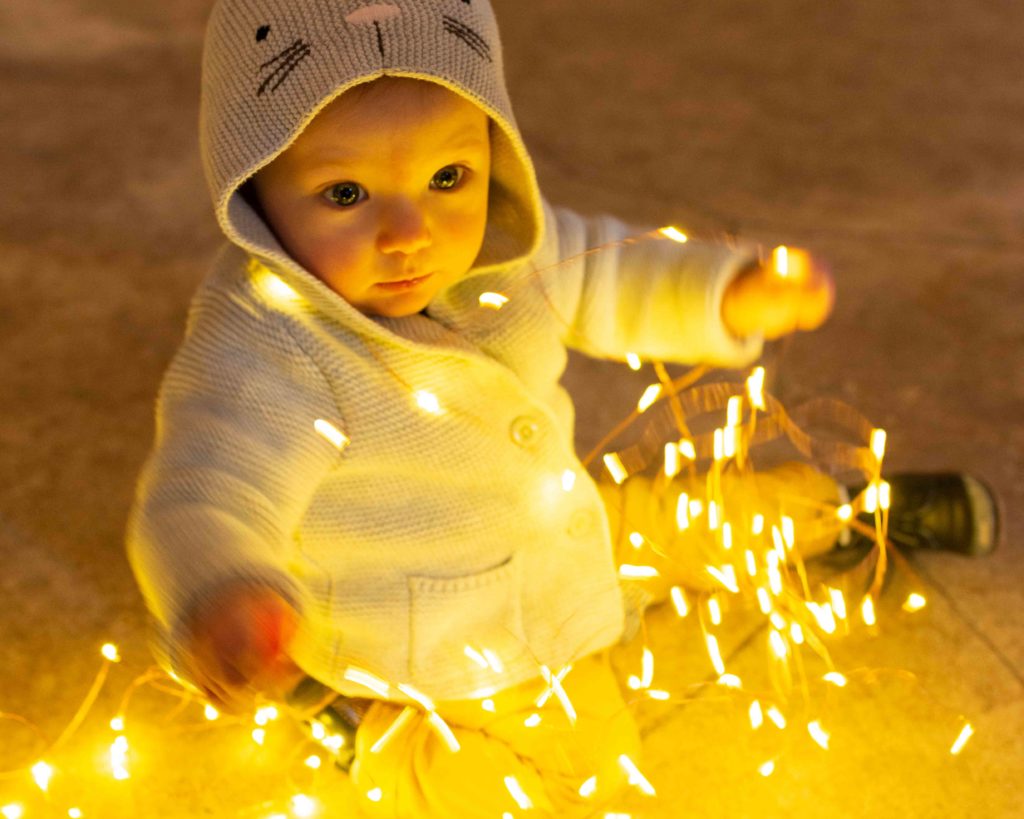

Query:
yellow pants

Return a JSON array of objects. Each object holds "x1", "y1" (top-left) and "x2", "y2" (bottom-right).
[
  {"x1": 351, "y1": 652, "x2": 642, "y2": 818},
  {"x1": 349, "y1": 462, "x2": 841, "y2": 817}
]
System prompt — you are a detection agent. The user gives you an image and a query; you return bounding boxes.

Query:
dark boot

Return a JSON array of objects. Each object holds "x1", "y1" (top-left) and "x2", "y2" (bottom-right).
[{"x1": 857, "y1": 473, "x2": 1000, "y2": 557}]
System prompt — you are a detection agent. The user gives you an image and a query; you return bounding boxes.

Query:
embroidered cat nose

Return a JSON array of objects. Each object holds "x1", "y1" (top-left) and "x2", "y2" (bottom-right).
[{"x1": 344, "y1": 3, "x2": 402, "y2": 25}]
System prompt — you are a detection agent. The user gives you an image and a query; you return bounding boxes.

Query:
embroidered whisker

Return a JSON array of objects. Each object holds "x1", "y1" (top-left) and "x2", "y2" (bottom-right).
[
  {"x1": 258, "y1": 41, "x2": 312, "y2": 96},
  {"x1": 442, "y1": 16, "x2": 492, "y2": 62},
  {"x1": 259, "y1": 38, "x2": 307, "y2": 71}
]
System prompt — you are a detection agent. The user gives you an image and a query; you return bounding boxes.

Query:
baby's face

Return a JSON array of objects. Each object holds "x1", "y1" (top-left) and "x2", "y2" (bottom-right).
[{"x1": 252, "y1": 77, "x2": 491, "y2": 317}]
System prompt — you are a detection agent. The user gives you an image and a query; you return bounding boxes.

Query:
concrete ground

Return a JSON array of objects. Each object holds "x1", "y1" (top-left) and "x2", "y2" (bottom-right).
[{"x1": 1, "y1": 0, "x2": 1021, "y2": 816}]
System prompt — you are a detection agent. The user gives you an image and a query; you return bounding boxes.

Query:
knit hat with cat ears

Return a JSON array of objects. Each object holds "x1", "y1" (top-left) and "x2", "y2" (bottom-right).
[{"x1": 200, "y1": 0, "x2": 543, "y2": 274}]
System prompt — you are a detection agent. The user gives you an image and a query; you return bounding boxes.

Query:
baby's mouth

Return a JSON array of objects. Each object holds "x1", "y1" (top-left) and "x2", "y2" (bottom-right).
[{"x1": 375, "y1": 273, "x2": 432, "y2": 292}]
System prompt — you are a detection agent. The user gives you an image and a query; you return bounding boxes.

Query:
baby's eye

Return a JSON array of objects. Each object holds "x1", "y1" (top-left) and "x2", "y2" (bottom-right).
[
  {"x1": 430, "y1": 166, "x2": 465, "y2": 191},
  {"x1": 324, "y1": 182, "x2": 366, "y2": 207}
]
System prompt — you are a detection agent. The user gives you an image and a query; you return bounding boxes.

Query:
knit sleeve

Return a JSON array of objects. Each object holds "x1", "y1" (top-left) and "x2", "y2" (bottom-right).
[
  {"x1": 534, "y1": 201, "x2": 764, "y2": 367},
  {"x1": 125, "y1": 278, "x2": 343, "y2": 683}
]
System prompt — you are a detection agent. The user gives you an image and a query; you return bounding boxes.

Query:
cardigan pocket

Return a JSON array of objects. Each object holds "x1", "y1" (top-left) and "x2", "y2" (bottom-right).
[{"x1": 408, "y1": 554, "x2": 528, "y2": 692}]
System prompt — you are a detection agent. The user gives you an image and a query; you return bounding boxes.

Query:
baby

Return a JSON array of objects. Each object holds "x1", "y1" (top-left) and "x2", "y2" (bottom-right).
[{"x1": 125, "y1": 0, "x2": 871, "y2": 815}]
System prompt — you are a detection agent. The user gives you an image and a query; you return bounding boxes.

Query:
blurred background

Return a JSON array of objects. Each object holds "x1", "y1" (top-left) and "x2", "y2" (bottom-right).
[{"x1": 1, "y1": 0, "x2": 1021, "y2": 816}]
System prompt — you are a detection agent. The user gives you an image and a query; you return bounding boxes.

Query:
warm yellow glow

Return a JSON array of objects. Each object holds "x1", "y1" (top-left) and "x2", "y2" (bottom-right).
[
  {"x1": 579, "y1": 775, "x2": 599, "y2": 798},
  {"x1": 708, "y1": 500, "x2": 720, "y2": 530},
  {"x1": 625, "y1": 352, "x2": 642, "y2": 371},
  {"x1": 647, "y1": 689, "x2": 670, "y2": 701},
  {"x1": 767, "y1": 561, "x2": 783, "y2": 597},
  {"x1": 724, "y1": 426, "x2": 737, "y2": 458},
  {"x1": 251, "y1": 728, "x2": 266, "y2": 745},
  {"x1": 344, "y1": 667, "x2": 391, "y2": 698},
  {"x1": 414, "y1": 390, "x2": 443, "y2": 415},
  {"x1": 722, "y1": 521, "x2": 733, "y2": 550},
  {"x1": 203, "y1": 703, "x2": 220, "y2": 721},
  {"x1": 628, "y1": 531, "x2": 645, "y2": 550},
  {"x1": 823, "y1": 672, "x2": 848, "y2": 687},
  {"x1": 313, "y1": 419, "x2": 350, "y2": 451},
  {"x1": 950, "y1": 723, "x2": 975, "y2": 755},
  {"x1": 676, "y1": 493, "x2": 690, "y2": 530},
  {"x1": 864, "y1": 483, "x2": 879, "y2": 514},
  {"x1": 311, "y1": 722, "x2": 326, "y2": 741},
  {"x1": 837, "y1": 504, "x2": 853, "y2": 522},
  {"x1": 322, "y1": 733, "x2": 345, "y2": 753},
  {"x1": 260, "y1": 272, "x2": 300, "y2": 304},
  {"x1": 769, "y1": 630, "x2": 788, "y2": 659},
  {"x1": 752, "y1": 513, "x2": 765, "y2": 535},
  {"x1": 291, "y1": 795, "x2": 317, "y2": 818},
  {"x1": 871, "y1": 428, "x2": 887, "y2": 461},
  {"x1": 689, "y1": 498, "x2": 704, "y2": 518},
  {"x1": 727, "y1": 396, "x2": 742, "y2": 427},
  {"x1": 478, "y1": 291, "x2": 509, "y2": 309},
  {"x1": 757, "y1": 587, "x2": 772, "y2": 615},
  {"x1": 464, "y1": 645, "x2": 489, "y2": 669},
  {"x1": 705, "y1": 634, "x2": 726, "y2": 676},
  {"x1": 749, "y1": 700, "x2": 764, "y2": 729},
  {"x1": 504, "y1": 776, "x2": 534, "y2": 810},
  {"x1": 637, "y1": 384, "x2": 662, "y2": 413},
  {"x1": 618, "y1": 755, "x2": 656, "y2": 796},
  {"x1": 110, "y1": 716, "x2": 125, "y2": 732},
  {"x1": 524, "y1": 713, "x2": 542, "y2": 728},
  {"x1": 2, "y1": 806, "x2": 24, "y2": 819},
  {"x1": 829, "y1": 588, "x2": 848, "y2": 620},
  {"x1": 370, "y1": 707, "x2": 416, "y2": 754},
  {"x1": 426, "y1": 712, "x2": 461, "y2": 752},
  {"x1": 903, "y1": 593, "x2": 928, "y2": 613},
  {"x1": 718, "y1": 674, "x2": 742, "y2": 689},
  {"x1": 367, "y1": 788, "x2": 384, "y2": 803},
  {"x1": 790, "y1": 623, "x2": 805, "y2": 645},
  {"x1": 773, "y1": 245, "x2": 789, "y2": 278},
  {"x1": 879, "y1": 480, "x2": 891, "y2": 511},
  {"x1": 708, "y1": 597, "x2": 722, "y2": 626},
  {"x1": 758, "y1": 760, "x2": 776, "y2": 777},
  {"x1": 254, "y1": 705, "x2": 279, "y2": 726},
  {"x1": 659, "y1": 226, "x2": 689, "y2": 243},
  {"x1": 561, "y1": 469, "x2": 577, "y2": 492},
  {"x1": 110, "y1": 735, "x2": 130, "y2": 780},
  {"x1": 679, "y1": 439, "x2": 697, "y2": 460},
  {"x1": 771, "y1": 526, "x2": 786, "y2": 560},
  {"x1": 32, "y1": 761, "x2": 54, "y2": 792},
  {"x1": 619, "y1": 564, "x2": 659, "y2": 579},
  {"x1": 861, "y1": 596, "x2": 877, "y2": 626},
  {"x1": 745, "y1": 550, "x2": 757, "y2": 577},
  {"x1": 746, "y1": 366, "x2": 766, "y2": 410},
  {"x1": 807, "y1": 602, "x2": 837, "y2": 634},
  {"x1": 807, "y1": 720, "x2": 830, "y2": 749},
  {"x1": 670, "y1": 586, "x2": 690, "y2": 617},
  {"x1": 481, "y1": 699, "x2": 496, "y2": 713},
  {"x1": 603, "y1": 452, "x2": 628, "y2": 485},
  {"x1": 766, "y1": 706, "x2": 787, "y2": 729},
  {"x1": 481, "y1": 649, "x2": 505, "y2": 674},
  {"x1": 713, "y1": 428, "x2": 725, "y2": 461},
  {"x1": 305, "y1": 755, "x2": 322, "y2": 769},
  {"x1": 781, "y1": 516, "x2": 795, "y2": 550},
  {"x1": 664, "y1": 442, "x2": 680, "y2": 478},
  {"x1": 68, "y1": 810, "x2": 83, "y2": 819},
  {"x1": 101, "y1": 643, "x2": 121, "y2": 663}
]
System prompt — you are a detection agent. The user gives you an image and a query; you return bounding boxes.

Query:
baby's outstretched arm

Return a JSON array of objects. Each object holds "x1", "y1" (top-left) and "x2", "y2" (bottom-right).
[
  {"x1": 182, "y1": 581, "x2": 304, "y2": 712},
  {"x1": 720, "y1": 248, "x2": 835, "y2": 340}
]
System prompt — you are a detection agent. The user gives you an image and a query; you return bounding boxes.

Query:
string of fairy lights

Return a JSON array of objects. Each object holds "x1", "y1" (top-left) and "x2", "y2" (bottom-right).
[{"x1": 1, "y1": 230, "x2": 976, "y2": 818}]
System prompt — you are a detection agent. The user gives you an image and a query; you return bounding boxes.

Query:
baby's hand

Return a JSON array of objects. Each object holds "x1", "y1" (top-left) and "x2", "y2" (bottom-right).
[
  {"x1": 721, "y1": 247, "x2": 835, "y2": 340},
  {"x1": 182, "y1": 582, "x2": 304, "y2": 713}
]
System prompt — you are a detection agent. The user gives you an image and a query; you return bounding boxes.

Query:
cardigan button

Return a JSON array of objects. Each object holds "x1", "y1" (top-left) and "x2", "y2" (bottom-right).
[
  {"x1": 509, "y1": 415, "x2": 541, "y2": 448},
  {"x1": 567, "y1": 509, "x2": 595, "y2": 539}
]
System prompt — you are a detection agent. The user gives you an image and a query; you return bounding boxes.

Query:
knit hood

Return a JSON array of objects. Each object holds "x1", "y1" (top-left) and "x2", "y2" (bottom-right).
[{"x1": 200, "y1": 0, "x2": 544, "y2": 281}]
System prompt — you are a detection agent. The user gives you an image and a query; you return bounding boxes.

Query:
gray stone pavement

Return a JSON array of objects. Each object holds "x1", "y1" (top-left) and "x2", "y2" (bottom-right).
[{"x1": 1, "y1": 0, "x2": 1021, "y2": 816}]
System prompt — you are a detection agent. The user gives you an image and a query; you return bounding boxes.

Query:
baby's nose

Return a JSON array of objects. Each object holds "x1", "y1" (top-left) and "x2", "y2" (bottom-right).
[{"x1": 344, "y1": 3, "x2": 402, "y2": 25}]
